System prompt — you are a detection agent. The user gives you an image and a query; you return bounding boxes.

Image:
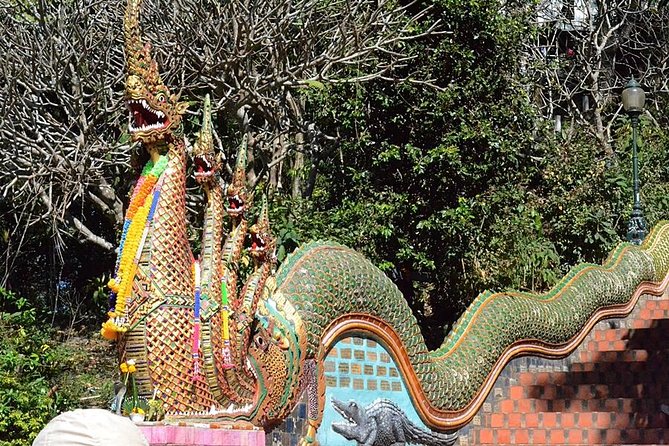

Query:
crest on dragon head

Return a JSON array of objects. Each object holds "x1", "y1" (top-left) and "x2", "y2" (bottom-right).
[
  {"x1": 226, "y1": 134, "x2": 251, "y2": 218},
  {"x1": 248, "y1": 196, "x2": 276, "y2": 262},
  {"x1": 124, "y1": 0, "x2": 187, "y2": 144},
  {"x1": 193, "y1": 94, "x2": 221, "y2": 184}
]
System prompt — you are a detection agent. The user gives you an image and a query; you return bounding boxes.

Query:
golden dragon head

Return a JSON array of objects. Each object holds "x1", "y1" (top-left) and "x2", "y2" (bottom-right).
[
  {"x1": 193, "y1": 94, "x2": 221, "y2": 184},
  {"x1": 124, "y1": 0, "x2": 187, "y2": 144},
  {"x1": 204, "y1": 295, "x2": 301, "y2": 427}
]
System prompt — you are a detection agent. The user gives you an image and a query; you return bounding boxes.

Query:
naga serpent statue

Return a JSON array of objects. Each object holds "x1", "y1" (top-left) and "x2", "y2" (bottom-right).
[
  {"x1": 104, "y1": 0, "x2": 669, "y2": 445},
  {"x1": 192, "y1": 94, "x2": 258, "y2": 406},
  {"x1": 101, "y1": 0, "x2": 204, "y2": 411}
]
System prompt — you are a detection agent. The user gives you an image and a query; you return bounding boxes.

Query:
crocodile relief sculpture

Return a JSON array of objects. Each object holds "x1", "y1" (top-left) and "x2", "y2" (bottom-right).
[
  {"x1": 104, "y1": 0, "x2": 669, "y2": 444},
  {"x1": 331, "y1": 398, "x2": 458, "y2": 446}
]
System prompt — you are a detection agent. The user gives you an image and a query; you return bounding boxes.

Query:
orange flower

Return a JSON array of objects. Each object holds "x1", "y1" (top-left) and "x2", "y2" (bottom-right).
[
  {"x1": 101, "y1": 324, "x2": 118, "y2": 341},
  {"x1": 104, "y1": 155, "x2": 167, "y2": 343},
  {"x1": 126, "y1": 176, "x2": 156, "y2": 219},
  {"x1": 107, "y1": 279, "x2": 120, "y2": 293}
]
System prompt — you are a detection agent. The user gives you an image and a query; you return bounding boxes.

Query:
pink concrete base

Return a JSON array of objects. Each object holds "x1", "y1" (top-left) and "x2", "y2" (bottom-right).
[{"x1": 139, "y1": 424, "x2": 265, "y2": 446}]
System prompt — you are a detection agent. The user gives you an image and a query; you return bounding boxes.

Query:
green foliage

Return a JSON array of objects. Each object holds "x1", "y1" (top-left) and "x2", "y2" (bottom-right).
[
  {"x1": 266, "y1": 200, "x2": 303, "y2": 263},
  {"x1": 269, "y1": 0, "x2": 669, "y2": 349},
  {"x1": 0, "y1": 288, "x2": 116, "y2": 446},
  {"x1": 0, "y1": 288, "x2": 58, "y2": 445},
  {"x1": 280, "y1": 0, "x2": 545, "y2": 346}
]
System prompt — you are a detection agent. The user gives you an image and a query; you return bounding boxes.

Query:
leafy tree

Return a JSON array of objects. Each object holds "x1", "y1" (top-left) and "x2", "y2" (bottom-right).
[
  {"x1": 267, "y1": 0, "x2": 669, "y2": 348},
  {"x1": 265, "y1": 0, "x2": 544, "y2": 346}
]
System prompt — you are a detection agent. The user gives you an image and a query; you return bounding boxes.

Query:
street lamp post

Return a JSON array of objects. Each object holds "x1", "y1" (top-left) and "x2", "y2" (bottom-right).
[{"x1": 622, "y1": 78, "x2": 647, "y2": 244}]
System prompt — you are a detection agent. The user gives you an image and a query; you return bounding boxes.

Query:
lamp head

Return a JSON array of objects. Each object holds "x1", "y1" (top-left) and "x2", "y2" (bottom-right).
[{"x1": 622, "y1": 78, "x2": 645, "y2": 115}]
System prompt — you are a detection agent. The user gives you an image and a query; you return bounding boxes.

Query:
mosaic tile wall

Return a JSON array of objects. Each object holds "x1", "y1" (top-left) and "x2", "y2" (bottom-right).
[
  {"x1": 268, "y1": 293, "x2": 669, "y2": 445},
  {"x1": 323, "y1": 337, "x2": 404, "y2": 393},
  {"x1": 267, "y1": 335, "x2": 432, "y2": 446}
]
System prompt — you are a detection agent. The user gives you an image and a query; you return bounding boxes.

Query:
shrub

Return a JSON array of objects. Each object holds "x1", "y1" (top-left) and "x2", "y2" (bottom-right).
[{"x1": 0, "y1": 288, "x2": 114, "y2": 446}]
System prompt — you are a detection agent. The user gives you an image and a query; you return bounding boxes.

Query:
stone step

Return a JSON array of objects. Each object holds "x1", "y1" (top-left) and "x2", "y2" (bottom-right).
[
  {"x1": 456, "y1": 294, "x2": 669, "y2": 445},
  {"x1": 473, "y1": 410, "x2": 667, "y2": 444}
]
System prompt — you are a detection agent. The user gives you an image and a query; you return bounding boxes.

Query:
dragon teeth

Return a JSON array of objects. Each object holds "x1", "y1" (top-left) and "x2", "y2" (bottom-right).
[
  {"x1": 127, "y1": 99, "x2": 165, "y2": 119},
  {"x1": 204, "y1": 402, "x2": 253, "y2": 415},
  {"x1": 128, "y1": 122, "x2": 165, "y2": 132}
]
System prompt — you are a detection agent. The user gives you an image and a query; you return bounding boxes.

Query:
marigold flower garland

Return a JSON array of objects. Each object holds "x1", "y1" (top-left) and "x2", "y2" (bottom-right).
[{"x1": 101, "y1": 156, "x2": 168, "y2": 340}]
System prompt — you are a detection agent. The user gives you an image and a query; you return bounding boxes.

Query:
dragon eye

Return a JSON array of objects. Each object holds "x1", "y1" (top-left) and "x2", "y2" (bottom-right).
[
  {"x1": 254, "y1": 335, "x2": 265, "y2": 348},
  {"x1": 156, "y1": 93, "x2": 166, "y2": 103}
]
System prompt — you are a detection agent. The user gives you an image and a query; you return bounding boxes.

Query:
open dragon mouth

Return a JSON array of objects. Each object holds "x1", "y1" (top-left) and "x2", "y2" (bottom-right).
[
  {"x1": 227, "y1": 195, "x2": 245, "y2": 216},
  {"x1": 194, "y1": 155, "x2": 215, "y2": 181},
  {"x1": 169, "y1": 358, "x2": 261, "y2": 420},
  {"x1": 248, "y1": 232, "x2": 267, "y2": 256},
  {"x1": 127, "y1": 99, "x2": 169, "y2": 133}
]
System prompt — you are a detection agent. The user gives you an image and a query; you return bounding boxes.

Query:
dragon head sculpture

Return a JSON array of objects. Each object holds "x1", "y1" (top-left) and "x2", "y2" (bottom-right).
[
  {"x1": 124, "y1": 0, "x2": 187, "y2": 144},
  {"x1": 202, "y1": 301, "x2": 296, "y2": 425},
  {"x1": 226, "y1": 135, "x2": 250, "y2": 218},
  {"x1": 205, "y1": 287, "x2": 305, "y2": 426},
  {"x1": 248, "y1": 196, "x2": 276, "y2": 262},
  {"x1": 245, "y1": 293, "x2": 307, "y2": 426},
  {"x1": 193, "y1": 95, "x2": 220, "y2": 184},
  {"x1": 244, "y1": 315, "x2": 290, "y2": 425}
]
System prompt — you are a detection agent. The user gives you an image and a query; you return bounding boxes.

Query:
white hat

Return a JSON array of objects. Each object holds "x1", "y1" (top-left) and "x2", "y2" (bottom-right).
[{"x1": 32, "y1": 409, "x2": 149, "y2": 446}]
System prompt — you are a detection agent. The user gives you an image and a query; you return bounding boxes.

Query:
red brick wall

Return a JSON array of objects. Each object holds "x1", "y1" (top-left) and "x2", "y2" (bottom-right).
[{"x1": 457, "y1": 293, "x2": 669, "y2": 445}]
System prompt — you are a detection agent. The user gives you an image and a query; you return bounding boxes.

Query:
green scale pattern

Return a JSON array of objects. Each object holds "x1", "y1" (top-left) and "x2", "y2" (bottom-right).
[{"x1": 272, "y1": 223, "x2": 669, "y2": 412}]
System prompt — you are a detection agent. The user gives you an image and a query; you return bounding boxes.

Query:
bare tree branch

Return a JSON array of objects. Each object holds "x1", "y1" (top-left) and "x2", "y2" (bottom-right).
[
  {"x1": 140, "y1": 0, "x2": 439, "y2": 192},
  {"x1": 0, "y1": 0, "x2": 128, "y2": 264},
  {"x1": 528, "y1": 1, "x2": 669, "y2": 151},
  {"x1": 0, "y1": 0, "x2": 439, "y2": 277}
]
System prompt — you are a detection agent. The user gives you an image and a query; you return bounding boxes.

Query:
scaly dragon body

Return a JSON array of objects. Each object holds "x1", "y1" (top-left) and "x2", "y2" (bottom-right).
[
  {"x1": 192, "y1": 94, "x2": 232, "y2": 402},
  {"x1": 192, "y1": 96, "x2": 258, "y2": 407},
  {"x1": 234, "y1": 223, "x2": 669, "y2": 444},
  {"x1": 111, "y1": 0, "x2": 274, "y2": 415}
]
